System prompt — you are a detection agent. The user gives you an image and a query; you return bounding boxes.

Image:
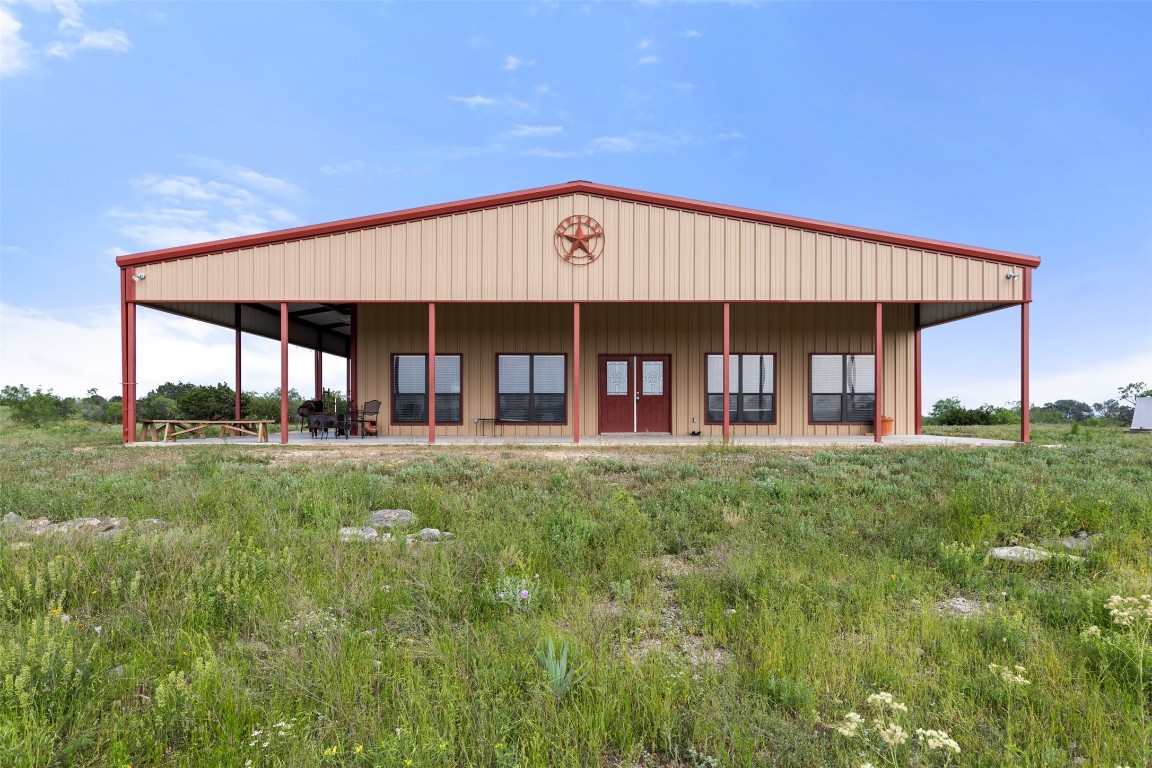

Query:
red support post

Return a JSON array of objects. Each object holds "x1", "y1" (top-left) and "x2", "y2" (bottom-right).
[
  {"x1": 914, "y1": 327, "x2": 922, "y2": 435},
  {"x1": 120, "y1": 269, "x2": 131, "y2": 442},
  {"x1": 874, "y1": 302, "x2": 883, "y2": 444},
  {"x1": 428, "y1": 302, "x2": 436, "y2": 445},
  {"x1": 280, "y1": 303, "x2": 289, "y2": 444},
  {"x1": 125, "y1": 280, "x2": 137, "y2": 444},
  {"x1": 722, "y1": 302, "x2": 730, "y2": 445},
  {"x1": 1022, "y1": 300, "x2": 1030, "y2": 444},
  {"x1": 573, "y1": 302, "x2": 581, "y2": 444},
  {"x1": 234, "y1": 304, "x2": 243, "y2": 420}
]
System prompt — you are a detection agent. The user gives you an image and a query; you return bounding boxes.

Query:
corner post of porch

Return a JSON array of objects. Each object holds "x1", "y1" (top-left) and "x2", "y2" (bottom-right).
[
  {"x1": 722, "y1": 302, "x2": 730, "y2": 445},
  {"x1": 121, "y1": 268, "x2": 137, "y2": 443},
  {"x1": 874, "y1": 302, "x2": 883, "y2": 444},
  {"x1": 279, "y1": 302, "x2": 289, "y2": 444},
  {"x1": 1021, "y1": 289, "x2": 1030, "y2": 444},
  {"x1": 428, "y1": 302, "x2": 436, "y2": 445},
  {"x1": 234, "y1": 304, "x2": 243, "y2": 420},
  {"x1": 572, "y1": 302, "x2": 581, "y2": 444}
]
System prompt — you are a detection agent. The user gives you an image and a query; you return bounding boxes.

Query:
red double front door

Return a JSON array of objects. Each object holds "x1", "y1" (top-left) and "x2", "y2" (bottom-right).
[{"x1": 598, "y1": 355, "x2": 671, "y2": 433}]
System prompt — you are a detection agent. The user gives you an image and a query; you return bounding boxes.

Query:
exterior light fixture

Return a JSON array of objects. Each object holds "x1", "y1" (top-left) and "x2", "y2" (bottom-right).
[
  {"x1": 1005, "y1": 273, "x2": 1021, "y2": 280},
  {"x1": 132, "y1": 273, "x2": 146, "y2": 282}
]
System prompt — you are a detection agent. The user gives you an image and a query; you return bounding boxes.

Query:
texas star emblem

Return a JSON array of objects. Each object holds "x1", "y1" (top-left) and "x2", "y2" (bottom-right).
[{"x1": 554, "y1": 215, "x2": 604, "y2": 265}]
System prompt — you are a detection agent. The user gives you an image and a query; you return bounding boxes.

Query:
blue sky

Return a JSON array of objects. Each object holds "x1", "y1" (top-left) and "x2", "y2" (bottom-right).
[{"x1": 2, "y1": 0, "x2": 1149, "y2": 409}]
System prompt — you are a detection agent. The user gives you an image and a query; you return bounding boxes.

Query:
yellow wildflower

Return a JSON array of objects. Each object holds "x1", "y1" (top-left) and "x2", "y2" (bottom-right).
[{"x1": 354, "y1": 744, "x2": 363, "y2": 754}]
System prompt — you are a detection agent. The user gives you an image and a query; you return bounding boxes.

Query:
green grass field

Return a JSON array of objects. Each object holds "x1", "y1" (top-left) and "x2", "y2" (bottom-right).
[{"x1": 1, "y1": 421, "x2": 1149, "y2": 767}]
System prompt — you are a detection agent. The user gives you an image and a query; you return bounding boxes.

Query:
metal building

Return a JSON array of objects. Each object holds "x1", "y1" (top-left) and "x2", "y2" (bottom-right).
[{"x1": 115, "y1": 181, "x2": 1038, "y2": 444}]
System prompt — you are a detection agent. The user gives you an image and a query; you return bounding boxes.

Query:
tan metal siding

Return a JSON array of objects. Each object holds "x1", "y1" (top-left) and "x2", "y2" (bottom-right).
[
  {"x1": 132, "y1": 193, "x2": 1027, "y2": 304},
  {"x1": 354, "y1": 302, "x2": 915, "y2": 438}
]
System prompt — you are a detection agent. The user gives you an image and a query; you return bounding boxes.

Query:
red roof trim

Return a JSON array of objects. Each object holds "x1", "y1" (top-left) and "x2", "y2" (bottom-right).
[{"x1": 115, "y1": 180, "x2": 1041, "y2": 269}]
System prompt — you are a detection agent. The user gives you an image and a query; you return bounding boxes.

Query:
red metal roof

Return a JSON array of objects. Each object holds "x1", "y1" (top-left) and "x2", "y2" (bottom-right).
[{"x1": 115, "y1": 180, "x2": 1041, "y2": 269}]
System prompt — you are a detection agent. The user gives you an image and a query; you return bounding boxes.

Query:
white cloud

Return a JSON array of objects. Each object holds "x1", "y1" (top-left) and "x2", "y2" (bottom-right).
[
  {"x1": 522, "y1": 148, "x2": 583, "y2": 159},
  {"x1": 320, "y1": 160, "x2": 366, "y2": 175},
  {"x1": 506, "y1": 124, "x2": 562, "y2": 138},
  {"x1": 590, "y1": 136, "x2": 636, "y2": 153},
  {"x1": 45, "y1": 26, "x2": 129, "y2": 58},
  {"x1": 637, "y1": 38, "x2": 655, "y2": 50},
  {"x1": 637, "y1": 55, "x2": 661, "y2": 66},
  {"x1": 715, "y1": 131, "x2": 746, "y2": 141},
  {"x1": 503, "y1": 54, "x2": 522, "y2": 70},
  {"x1": 682, "y1": 29, "x2": 702, "y2": 38},
  {"x1": 452, "y1": 94, "x2": 498, "y2": 107},
  {"x1": 0, "y1": 6, "x2": 34, "y2": 76},
  {"x1": 0, "y1": 303, "x2": 348, "y2": 399},
  {"x1": 1, "y1": 0, "x2": 131, "y2": 73},
  {"x1": 106, "y1": 160, "x2": 302, "y2": 252}
]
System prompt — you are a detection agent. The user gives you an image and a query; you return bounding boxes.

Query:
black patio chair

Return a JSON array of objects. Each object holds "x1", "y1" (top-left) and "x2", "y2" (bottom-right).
[{"x1": 353, "y1": 399, "x2": 382, "y2": 438}]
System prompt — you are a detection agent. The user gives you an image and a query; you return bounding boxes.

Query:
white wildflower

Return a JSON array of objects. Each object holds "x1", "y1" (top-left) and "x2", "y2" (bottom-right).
[
  {"x1": 866, "y1": 691, "x2": 908, "y2": 712},
  {"x1": 878, "y1": 721, "x2": 908, "y2": 746},
  {"x1": 836, "y1": 711, "x2": 864, "y2": 738},
  {"x1": 916, "y1": 727, "x2": 961, "y2": 753},
  {"x1": 1082, "y1": 625, "x2": 1102, "y2": 638},
  {"x1": 989, "y1": 662, "x2": 1030, "y2": 686}
]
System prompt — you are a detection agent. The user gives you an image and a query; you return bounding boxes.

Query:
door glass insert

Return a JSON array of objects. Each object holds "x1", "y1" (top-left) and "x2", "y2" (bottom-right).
[
  {"x1": 606, "y1": 361, "x2": 629, "y2": 395},
  {"x1": 641, "y1": 360, "x2": 663, "y2": 396}
]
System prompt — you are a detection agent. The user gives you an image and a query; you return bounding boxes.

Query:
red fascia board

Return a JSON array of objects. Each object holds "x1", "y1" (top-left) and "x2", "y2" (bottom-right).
[{"x1": 115, "y1": 180, "x2": 1041, "y2": 269}]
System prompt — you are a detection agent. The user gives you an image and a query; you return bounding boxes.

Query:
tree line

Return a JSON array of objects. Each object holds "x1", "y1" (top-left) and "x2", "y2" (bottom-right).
[
  {"x1": 925, "y1": 382, "x2": 1150, "y2": 426},
  {"x1": 3, "y1": 380, "x2": 1148, "y2": 428},
  {"x1": 0, "y1": 382, "x2": 344, "y2": 427}
]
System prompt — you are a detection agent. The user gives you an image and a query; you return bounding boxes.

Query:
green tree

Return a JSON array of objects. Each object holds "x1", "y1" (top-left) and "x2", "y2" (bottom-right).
[
  {"x1": 1043, "y1": 399, "x2": 1094, "y2": 422},
  {"x1": 1, "y1": 385, "x2": 71, "y2": 426}
]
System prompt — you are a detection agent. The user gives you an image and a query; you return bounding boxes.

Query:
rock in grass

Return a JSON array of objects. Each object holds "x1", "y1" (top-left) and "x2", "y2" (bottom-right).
[
  {"x1": 367, "y1": 509, "x2": 416, "y2": 528},
  {"x1": 339, "y1": 526, "x2": 380, "y2": 542},
  {"x1": 935, "y1": 596, "x2": 989, "y2": 618},
  {"x1": 990, "y1": 546, "x2": 1083, "y2": 564},
  {"x1": 2, "y1": 512, "x2": 24, "y2": 527}
]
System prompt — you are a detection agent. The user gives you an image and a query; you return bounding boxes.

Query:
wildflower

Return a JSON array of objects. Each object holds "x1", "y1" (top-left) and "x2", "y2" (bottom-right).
[
  {"x1": 916, "y1": 728, "x2": 961, "y2": 753},
  {"x1": 94, "y1": 625, "x2": 102, "y2": 633},
  {"x1": 519, "y1": 590, "x2": 530, "y2": 600},
  {"x1": 860, "y1": 764, "x2": 876, "y2": 768},
  {"x1": 534, "y1": 573, "x2": 540, "y2": 579},
  {"x1": 866, "y1": 691, "x2": 908, "y2": 712},
  {"x1": 92, "y1": 589, "x2": 98, "y2": 595},
  {"x1": 51, "y1": 608, "x2": 61, "y2": 615},
  {"x1": 497, "y1": 592, "x2": 505, "y2": 599},
  {"x1": 439, "y1": 742, "x2": 447, "y2": 750},
  {"x1": 354, "y1": 744, "x2": 363, "y2": 754},
  {"x1": 323, "y1": 743, "x2": 339, "y2": 756},
  {"x1": 989, "y1": 662, "x2": 1030, "y2": 686},
  {"x1": 836, "y1": 711, "x2": 864, "y2": 738},
  {"x1": 61, "y1": 614, "x2": 70, "y2": 622},
  {"x1": 394, "y1": 727, "x2": 402, "y2": 736},
  {"x1": 405, "y1": 760, "x2": 413, "y2": 766},
  {"x1": 1082, "y1": 625, "x2": 1101, "y2": 638},
  {"x1": 878, "y1": 721, "x2": 908, "y2": 747}
]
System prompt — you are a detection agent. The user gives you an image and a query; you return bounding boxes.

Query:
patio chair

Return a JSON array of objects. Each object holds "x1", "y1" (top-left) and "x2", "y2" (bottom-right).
[{"x1": 354, "y1": 399, "x2": 382, "y2": 437}]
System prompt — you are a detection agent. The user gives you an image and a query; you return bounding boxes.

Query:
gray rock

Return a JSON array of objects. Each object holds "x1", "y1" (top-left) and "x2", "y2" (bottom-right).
[
  {"x1": 417, "y1": 528, "x2": 442, "y2": 542},
  {"x1": 99, "y1": 517, "x2": 129, "y2": 532},
  {"x1": 367, "y1": 509, "x2": 416, "y2": 528},
  {"x1": 2, "y1": 512, "x2": 24, "y2": 526},
  {"x1": 27, "y1": 517, "x2": 52, "y2": 535},
  {"x1": 990, "y1": 545, "x2": 1083, "y2": 564},
  {"x1": 60, "y1": 518, "x2": 103, "y2": 534},
  {"x1": 107, "y1": 664, "x2": 126, "y2": 679},
  {"x1": 935, "y1": 596, "x2": 989, "y2": 618},
  {"x1": 1060, "y1": 531, "x2": 1102, "y2": 551},
  {"x1": 339, "y1": 526, "x2": 379, "y2": 542}
]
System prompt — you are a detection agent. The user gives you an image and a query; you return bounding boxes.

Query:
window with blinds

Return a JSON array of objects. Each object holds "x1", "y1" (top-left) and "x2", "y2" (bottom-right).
[
  {"x1": 706, "y1": 354, "x2": 775, "y2": 424},
  {"x1": 391, "y1": 354, "x2": 462, "y2": 424},
  {"x1": 810, "y1": 354, "x2": 875, "y2": 423},
  {"x1": 497, "y1": 354, "x2": 566, "y2": 423}
]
